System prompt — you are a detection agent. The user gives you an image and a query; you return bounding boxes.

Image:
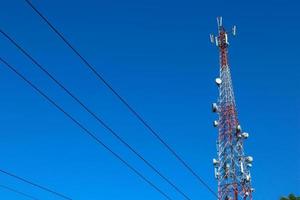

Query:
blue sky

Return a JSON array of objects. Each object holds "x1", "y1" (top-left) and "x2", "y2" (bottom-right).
[{"x1": 0, "y1": 0, "x2": 299, "y2": 199}]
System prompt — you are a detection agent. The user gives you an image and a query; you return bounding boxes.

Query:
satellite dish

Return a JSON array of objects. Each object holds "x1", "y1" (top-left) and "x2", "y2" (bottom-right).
[
  {"x1": 242, "y1": 132, "x2": 249, "y2": 139},
  {"x1": 213, "y1": 120, "x2": 219, "y2": 127},
  {"x1": 212, "y1": 103, "x2": 218, "y2": 112},
  {"x1": 236, "y1": 125, "x2": 242, "y2": 132},
  {"x1": 213, "y1": 158, "x2": 219, "y2": 166},
  {"x1": 215, "y1": 78, "x2": 222, "y2": 86}
]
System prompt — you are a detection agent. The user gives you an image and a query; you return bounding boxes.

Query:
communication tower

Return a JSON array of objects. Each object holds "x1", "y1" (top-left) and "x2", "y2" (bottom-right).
[{"x1": 210, "y1": 17, "x2": 254, "y2": 200}]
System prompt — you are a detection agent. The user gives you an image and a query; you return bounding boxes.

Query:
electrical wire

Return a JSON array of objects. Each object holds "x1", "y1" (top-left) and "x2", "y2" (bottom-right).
[
  {"x1": 23, "y1": 0, "x2": 217, "y2": 197},
  {"x1": 0, "y1": 57, "x2": 172, "y2": 200},
  {"x1": 0, "y1": 184, "x2": 40, "y2": 200},
  {"x1": 0, "y1": 29, "x2": 191, "y2": 200},
  {"x1": 0, "y1": 169, "x2": 71, "y2": 200}
]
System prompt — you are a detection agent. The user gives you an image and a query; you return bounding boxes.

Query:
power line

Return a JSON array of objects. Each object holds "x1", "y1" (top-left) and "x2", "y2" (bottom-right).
[
  {"x1": 23, "y1": 0, "x2": 217, "y2": 197},
  {"x1": 0, "y1": 29, "x2": 191, "y2": 200},
  {"x1": 0, "y1": 184, "x2": 40, "y2": 200},
  {"x1": 0, "y1": 169, "x2": 71, "y2": 200},
  {"x1": 0, "y1": 57, "x2": 172, "y2": 200}
]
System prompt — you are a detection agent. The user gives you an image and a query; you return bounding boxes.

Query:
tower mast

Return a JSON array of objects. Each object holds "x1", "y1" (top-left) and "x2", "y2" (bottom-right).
[{"x1": 211, "y1": 17, "x2": 254, "y2": 200}]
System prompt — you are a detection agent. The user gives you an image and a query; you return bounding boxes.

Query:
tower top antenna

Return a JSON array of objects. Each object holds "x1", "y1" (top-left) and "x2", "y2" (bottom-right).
[
  {"x1": 217, "y1": 16, "x2": 223, "y2": 28},
  {"x1": 210, "y1": 17, "x2": 237, "y2": 46}
]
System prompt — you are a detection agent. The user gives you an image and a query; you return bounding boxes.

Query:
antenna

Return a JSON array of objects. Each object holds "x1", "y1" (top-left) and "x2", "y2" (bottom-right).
[
  {"x1": 232, "y1": 25, "x2": 237, "y2": 36},
  {"x1": 210, "y1": 34, "x2": 215, "y2": 43},
  {"x1": 217, "y1": 16, "x2": 223, "y2": 27}
]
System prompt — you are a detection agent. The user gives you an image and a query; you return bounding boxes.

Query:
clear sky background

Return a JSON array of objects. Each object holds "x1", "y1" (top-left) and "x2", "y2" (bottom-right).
[{"x1": 0, "y1": 0, "x2": 299, "y2": 200}]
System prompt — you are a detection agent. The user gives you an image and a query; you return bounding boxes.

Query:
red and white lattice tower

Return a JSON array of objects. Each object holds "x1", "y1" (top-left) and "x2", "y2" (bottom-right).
[{"x1": 210, "y1": 17, "x2": 254, "y2": 200}]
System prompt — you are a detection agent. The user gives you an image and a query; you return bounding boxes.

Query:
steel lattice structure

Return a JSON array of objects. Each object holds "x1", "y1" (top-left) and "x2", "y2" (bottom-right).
[{"x1": 210, "y1": 17, "x2": 254, "y2": 200}]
